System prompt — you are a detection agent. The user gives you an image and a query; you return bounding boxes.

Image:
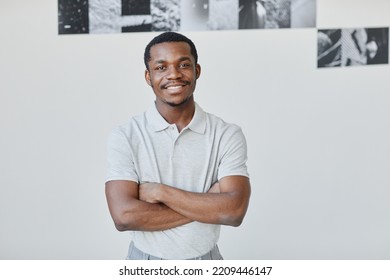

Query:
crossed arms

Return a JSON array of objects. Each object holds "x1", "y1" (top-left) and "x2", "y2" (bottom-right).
[{"x1": 105, "y1": 176, "x2": 251, "y2": 232}]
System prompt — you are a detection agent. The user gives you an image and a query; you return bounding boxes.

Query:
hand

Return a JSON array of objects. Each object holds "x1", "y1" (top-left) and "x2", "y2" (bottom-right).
[
  {"x1": 139, "y1": 182, "x2": 161, "y2": 203},
  {"x1": 208, "y1": 181, "x2": 220, "y2": 193}
]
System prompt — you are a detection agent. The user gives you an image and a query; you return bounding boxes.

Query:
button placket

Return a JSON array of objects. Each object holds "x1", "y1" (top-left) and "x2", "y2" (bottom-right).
[{"x1": 168, "y1": 124, "x2": 179, "y2": 160}]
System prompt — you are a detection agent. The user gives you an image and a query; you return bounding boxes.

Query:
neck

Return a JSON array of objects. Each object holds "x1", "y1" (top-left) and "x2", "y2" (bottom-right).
[{"x1": 155, "y1": 98, "x2": 195, "y2": 132}]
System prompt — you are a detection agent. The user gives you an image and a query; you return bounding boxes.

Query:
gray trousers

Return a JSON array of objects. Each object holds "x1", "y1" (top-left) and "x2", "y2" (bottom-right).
[{"x1": 126, "y1": 241, "x2": 223, "y2": 260}]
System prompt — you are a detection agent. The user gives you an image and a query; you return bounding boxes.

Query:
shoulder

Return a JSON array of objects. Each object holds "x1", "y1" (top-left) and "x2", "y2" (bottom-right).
[
  {"x1": 110, "y1": 111, "x2": 148, "y2": 138},
  {"x1": 204, "y1": 110, "x2": 245, "y2": 138}
]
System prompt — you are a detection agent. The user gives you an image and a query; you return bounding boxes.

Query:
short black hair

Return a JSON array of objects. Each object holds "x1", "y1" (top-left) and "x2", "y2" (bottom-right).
[{"x1": 144, "y1": 32, "x2": 198, "y2": 70}]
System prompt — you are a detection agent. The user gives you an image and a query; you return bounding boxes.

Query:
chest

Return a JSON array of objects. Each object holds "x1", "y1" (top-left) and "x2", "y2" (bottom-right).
[{"x1": 131, "y1": 128, "x2": 221, "y2": 191}]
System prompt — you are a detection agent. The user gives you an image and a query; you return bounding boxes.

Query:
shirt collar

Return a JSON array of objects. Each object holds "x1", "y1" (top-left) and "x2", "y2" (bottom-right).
[
  {"x1": 187, "y1": 103, "x2": 206, "y2": 134},
  {"x1": 146, "y1": 102, "x2": 206, "y2": 134}
]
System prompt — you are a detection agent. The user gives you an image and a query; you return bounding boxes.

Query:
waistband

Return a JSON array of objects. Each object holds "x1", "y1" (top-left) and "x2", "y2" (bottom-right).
[{"x1": 126, "y1": 241, "x2": 223, "y2": 260}]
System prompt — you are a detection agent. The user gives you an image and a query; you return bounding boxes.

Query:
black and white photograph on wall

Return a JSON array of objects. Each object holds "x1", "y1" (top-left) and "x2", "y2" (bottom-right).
[
  {"x1": 291, "y1": 0, "x2": 316, "y2": 28},
  {"x1": 239, "y1": 0, "x2": 291, "y2": 30},
  {"x1": 89, "y1": 0, "x2": 119, "y2": 33},
  {"x1": 318, "y1": 27, "x2": 389, "y2": 68},
  {"x1": 208, "y1": 0, "x2": 238, "y2": 30},
  {"x1": 180, "y1": 0, "x2": 209, "y2": 31},
  {"x1": 58, "y1": 0, "x2": 89, "y2": 34},
  {"x1": 58, "y1": 0, "x2": 317, "y2": 34},
  {"x1": 121, "y1": 0, "x2": 152, "y2": 32},
  {"x1": 151, "y1": 0, "x2": 180, "y2": 31},
  {"x1": 342, "y1": 27, "x2": 389, "y2": 67},
  {"x1": 317, "y1": 29, "x2": 342, "y2": 68},
  {"x1": 88, "y1": 0, "x2": 152, "y2": 33}
]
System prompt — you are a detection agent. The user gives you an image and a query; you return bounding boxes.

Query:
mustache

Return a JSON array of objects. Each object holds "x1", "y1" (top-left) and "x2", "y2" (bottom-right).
[{"x1": 161, "y1": 80, "x2": 190, "y2": 89}]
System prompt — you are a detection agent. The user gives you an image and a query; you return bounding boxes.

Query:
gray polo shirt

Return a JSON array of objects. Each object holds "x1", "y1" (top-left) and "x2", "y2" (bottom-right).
[{"x1": 106, "y1": 102, "x2": 249, "y2": 259}]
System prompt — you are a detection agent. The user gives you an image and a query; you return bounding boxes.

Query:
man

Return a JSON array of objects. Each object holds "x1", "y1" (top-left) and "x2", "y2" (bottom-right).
[{"x1": 105, "y1": 32, "x2": 251, "y2": 260}]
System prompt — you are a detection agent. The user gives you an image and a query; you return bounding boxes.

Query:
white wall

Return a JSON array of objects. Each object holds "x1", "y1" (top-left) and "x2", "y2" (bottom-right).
[{"x1": 0, "y1": 0, "x2": 389, "y2": 259}]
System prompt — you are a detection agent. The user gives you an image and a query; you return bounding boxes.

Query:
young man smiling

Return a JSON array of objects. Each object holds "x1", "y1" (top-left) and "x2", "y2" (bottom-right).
[{"x1": 105, "y1": 32, "x2": 251, "y2": 260}]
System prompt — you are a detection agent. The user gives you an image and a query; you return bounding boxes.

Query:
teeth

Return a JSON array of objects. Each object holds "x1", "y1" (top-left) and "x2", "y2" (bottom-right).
[{"x1": 167, "y1": 85, "x2": 183, "y2": 89}]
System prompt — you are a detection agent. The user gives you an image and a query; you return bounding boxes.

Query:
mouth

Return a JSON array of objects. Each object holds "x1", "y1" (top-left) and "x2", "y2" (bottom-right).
[
  {"x1": 166, "y1": 84, "x2": 185, "y2": 90},
  {"x1": 162, "y1": 81, "x2": 190, "y2": 90}
]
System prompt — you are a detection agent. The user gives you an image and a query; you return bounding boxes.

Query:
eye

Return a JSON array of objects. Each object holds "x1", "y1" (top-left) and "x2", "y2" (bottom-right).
[
  {"x1": 155, "y1": 65, "x2": 166, "y2": 71},
  {"x1": 179, "y1": 63, "x2": 191, "y2": 68}
]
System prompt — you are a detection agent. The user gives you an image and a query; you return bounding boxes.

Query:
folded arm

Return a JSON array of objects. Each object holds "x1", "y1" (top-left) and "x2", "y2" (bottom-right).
[
  {"x1": 140, "y1": 175, "x2": 251, "y2": 227},
  {"x1": 105, "y1": 180, "x2": 192, "y2": 231}
]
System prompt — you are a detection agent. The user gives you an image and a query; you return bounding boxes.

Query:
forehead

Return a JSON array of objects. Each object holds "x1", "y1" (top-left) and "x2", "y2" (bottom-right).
[{"x1": 149, "y1": 41, "x2": 193, "y2": 62}]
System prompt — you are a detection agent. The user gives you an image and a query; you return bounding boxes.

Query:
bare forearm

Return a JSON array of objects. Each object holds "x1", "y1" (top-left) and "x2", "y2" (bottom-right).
[
  {"x1": 156, "y1": 184, "x2": 249, "y2": 226},
  {"x1": 114, "y1": 200, "x2": 191, "y2": 231},
  {"x1": 138, "y1": 176, "x2": 250, "y2": 227},
  {"x1": 105, "y1": 181, "x2": 191, "y2": 232}
]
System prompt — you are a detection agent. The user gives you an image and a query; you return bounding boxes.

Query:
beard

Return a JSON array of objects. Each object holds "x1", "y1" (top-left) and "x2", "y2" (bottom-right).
[{"x1": 165, "y1": 94, "x2": 193, "y2": 107}]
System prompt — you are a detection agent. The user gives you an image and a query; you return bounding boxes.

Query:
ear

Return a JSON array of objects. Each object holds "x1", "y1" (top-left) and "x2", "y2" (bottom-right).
[
  {"x1": 195, "y1": 64, "x2": 201, "y2": 79},
  {"x1": 145, "y1": 69, "x2": 152, "y2": 86}
]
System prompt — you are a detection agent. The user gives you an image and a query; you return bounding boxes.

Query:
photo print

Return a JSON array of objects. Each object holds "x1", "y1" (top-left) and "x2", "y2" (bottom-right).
[
  {"x1": 151, "y1": 0, "x2": 180, "y2": 31},
  {"x1": 317, "y1": 29, "x2": 342, "y2": 68},
  {"x1": 342, "y1": 27, "x2": 389, "y2": 67},
  {"x1": 58, "y1": 0, "x2": 316, "y2": 34},
  {"x1": 318, "y1": 27, "x2": 389, "y2": 68},
  {"x1": 208, "y1": 0, "x2": 239, "y2": 30},
  {"x1": 180, "y1": 0, "x2": 209, "y2": 31},
  {"x1": 88, "y1": 0, "x2": 152, "y2": 33},
  {"x1": 291, "y1": 0, "x2": 316, "y2": 28},
  {"x1": 58, "y1": 0, "x2": 89, "y2": 34},
  {"x1": 122, "y1": 0, "x2": 152, "y2": 32},
  {"x1": 239, "y1": 0, "x2": 291, "y2": 29}
]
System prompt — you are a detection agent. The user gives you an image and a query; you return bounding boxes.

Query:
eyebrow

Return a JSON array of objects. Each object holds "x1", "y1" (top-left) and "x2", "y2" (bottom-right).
[{"x1": 153, "y1": 56, "x2": 192, "y2": 65}]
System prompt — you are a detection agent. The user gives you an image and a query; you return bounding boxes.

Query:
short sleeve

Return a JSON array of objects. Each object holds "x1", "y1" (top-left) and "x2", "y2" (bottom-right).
[
  {"x1": 217, "y1": 126, "x2": 249, "y2": 180},
  {"x1": 105, "y1": 126, "x2": 139, "y2": 183}
]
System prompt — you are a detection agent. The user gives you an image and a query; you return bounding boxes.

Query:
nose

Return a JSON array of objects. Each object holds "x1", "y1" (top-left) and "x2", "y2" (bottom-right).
[{"x1": 166, "y1": 65, "x2": 182, "y2": 80}]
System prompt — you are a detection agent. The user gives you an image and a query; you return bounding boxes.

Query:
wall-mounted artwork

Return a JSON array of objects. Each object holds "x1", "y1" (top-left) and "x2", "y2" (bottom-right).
[
  {"x1": 318, "y1": 27, "x2": 389, "y2": 68},
  {"x1": 58, "y1": 0, "x2": 89, "y2": 34},
  {"x1": 58, "y1": 0, "x2": 317, "y2": 35}
]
